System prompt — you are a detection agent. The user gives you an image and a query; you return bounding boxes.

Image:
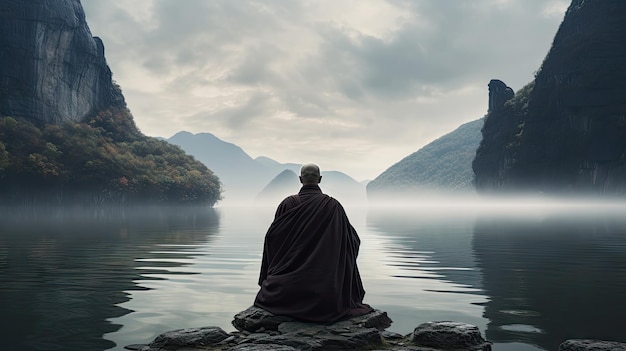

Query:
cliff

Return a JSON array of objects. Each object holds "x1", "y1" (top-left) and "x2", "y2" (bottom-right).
[
  {"x1": 473, "y1": 0, "x2": 626, "y2": 194},
  {"x1": 0, "y1": 0, "x2": 120, "y2": 125},
  {"x1": 0, "y1": 0, "x2": 221, "y2": 206}
]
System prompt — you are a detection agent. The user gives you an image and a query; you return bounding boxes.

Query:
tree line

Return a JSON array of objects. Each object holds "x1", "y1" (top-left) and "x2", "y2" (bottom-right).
[{"x1": 0, "y1": 107, "x2": 222, "y2": 206}]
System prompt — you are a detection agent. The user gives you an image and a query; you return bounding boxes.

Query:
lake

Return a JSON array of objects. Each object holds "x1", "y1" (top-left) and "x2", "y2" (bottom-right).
[{"x1": 1, "y1": 198, "x2": 626, "y2": 351}]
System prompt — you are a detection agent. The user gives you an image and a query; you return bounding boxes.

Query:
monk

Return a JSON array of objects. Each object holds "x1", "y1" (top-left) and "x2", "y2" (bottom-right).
[{"x1": 254, "y1": 163, "x2": 373, "y2": 323}]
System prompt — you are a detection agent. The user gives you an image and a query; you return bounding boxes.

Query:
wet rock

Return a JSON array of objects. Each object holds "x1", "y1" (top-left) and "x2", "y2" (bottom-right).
[
  {"x1": 412, "y1": 321, "x2": 492, "y2": 351},
  {"x1": 148, "y1": 326, "x2": 229, "y2": 350},
  {"x1": 232, "y1": 307, "x2": 389, "y2": 350},
  {"x1": 559, "y1": 339, "x2": 626, "y2": 351},
  {"x1": 346, "y1": 309, "x2": 393, "y2": 330},
  {"x1": 229, "y1": 344, "x2": 298, "y2": 351},
  {"x1": 233, "y1": 305, "x2": 296, "y2": 332},
  {"x1": 129, "y1": 308, "x2": 493, "y2": 351}
]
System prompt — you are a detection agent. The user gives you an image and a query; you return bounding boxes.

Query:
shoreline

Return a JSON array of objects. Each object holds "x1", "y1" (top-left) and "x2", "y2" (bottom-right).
[{"x1": 123, "y1": 306, "x2": 625, "y2": 351}]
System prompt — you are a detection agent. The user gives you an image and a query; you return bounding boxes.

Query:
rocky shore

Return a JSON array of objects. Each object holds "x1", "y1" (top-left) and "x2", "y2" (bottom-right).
[{"x1": 125, "y1": 306, "x2": 626, "y2": 351}]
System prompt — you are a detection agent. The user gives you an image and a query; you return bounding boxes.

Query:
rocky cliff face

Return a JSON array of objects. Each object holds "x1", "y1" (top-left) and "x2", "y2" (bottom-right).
[
  {"x1": 473, "y1": 0, "x2": 626, "y2": 195},
  {"x1": 0, "y1": 0, "x2": 119, "y2": 125}
]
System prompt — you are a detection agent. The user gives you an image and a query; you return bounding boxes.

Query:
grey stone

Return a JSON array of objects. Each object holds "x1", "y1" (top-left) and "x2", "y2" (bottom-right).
[
  {"x1": 348, "y1": 309, "x2": 393, "y2": 330},
  {"x1": 381, "y1": 330, "x2": 405, "y2": 339},
  {"x1": 271, "y1": 319, "x2": 382, "y2": 350},
  {"x1": 0, "y1": 0, "x2": 121, "y2": 125},
  {"x1": 231, "y1": 307, "x2": 387, "y2": 350},
  {"x1": 228, "y1": 344, "x2": 298, "y2": 351},
  {"x1": 233, "y1": 305, "x2": 392, "y2": 334},
  {"x1": 123, "y1": 345, "x2": 149, "y2": 351},
  {"x1": 148, "y1": 326, "x2": 229, "y2": 350},
  {"x1": 134, "y1": 307, "x2": 492, "y2": 351},
  {"x1": 559, "y1": 339, "x2": 626, "y2": 351},
  {"x1": 232, "y1": 305, "x2": 296, "y2": 332},
  {"x1": 412, "y1": 321, "x2": 491, "y2": 350}
]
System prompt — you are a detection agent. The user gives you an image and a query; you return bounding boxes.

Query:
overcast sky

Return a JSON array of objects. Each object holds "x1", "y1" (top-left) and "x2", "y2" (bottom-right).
[{"x1": 81, "y1": 0, "x2": 569, "y2": 181}]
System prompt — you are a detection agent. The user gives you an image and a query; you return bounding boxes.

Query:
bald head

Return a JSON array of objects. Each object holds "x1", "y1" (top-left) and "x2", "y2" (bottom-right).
[{"x1": 300, "y1": 163, "x2": 322, "y2": 185}]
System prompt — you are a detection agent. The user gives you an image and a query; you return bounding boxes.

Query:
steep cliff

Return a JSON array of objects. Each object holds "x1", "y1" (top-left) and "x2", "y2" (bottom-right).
[
  {"x1": 0, "y1": 0, "x2": 221, "y2": 206},
  {"x1": 0, "y1": 0, "x2": 119, "y2": 125},
  {"x1": 473, "y1": 0, "x2": 626, "y2": 195}
]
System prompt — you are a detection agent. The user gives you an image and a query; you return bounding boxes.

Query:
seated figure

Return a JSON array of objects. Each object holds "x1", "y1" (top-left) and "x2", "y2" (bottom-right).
[{"x1": 254, "y1": 163, "x2": 373, "y2": 323}]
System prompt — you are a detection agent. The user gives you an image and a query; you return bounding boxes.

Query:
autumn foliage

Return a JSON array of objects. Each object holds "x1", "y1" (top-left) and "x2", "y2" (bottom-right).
[{"x1": 0, "y1": 107, "x2": 222, "y2": 206}]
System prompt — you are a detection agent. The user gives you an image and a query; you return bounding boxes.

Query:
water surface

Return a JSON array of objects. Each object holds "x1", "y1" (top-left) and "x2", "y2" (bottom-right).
[{"x1": 1, "y1": 201, "x2": 625, "y2": 351}]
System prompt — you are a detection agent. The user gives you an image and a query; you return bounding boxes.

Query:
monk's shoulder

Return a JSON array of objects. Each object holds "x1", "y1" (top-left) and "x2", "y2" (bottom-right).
[{"x1": 322, "y1": 194, "x2": 345, "y2": 209}]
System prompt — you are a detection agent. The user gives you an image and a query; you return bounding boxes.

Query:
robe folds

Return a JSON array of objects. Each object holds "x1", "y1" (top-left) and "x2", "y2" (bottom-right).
[{"x1": 254, "y1": 184, "x2": 373, "y2": 323}]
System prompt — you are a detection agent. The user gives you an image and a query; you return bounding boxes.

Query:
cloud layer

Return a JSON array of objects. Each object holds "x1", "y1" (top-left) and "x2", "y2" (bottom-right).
[{"x1": 82, "y1": 0, "x2": 568, "y2": 180}]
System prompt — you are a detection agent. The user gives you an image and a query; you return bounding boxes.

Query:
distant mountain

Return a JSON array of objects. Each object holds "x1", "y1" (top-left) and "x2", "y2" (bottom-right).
[
  {"x1": 255, "y1": 156, "x2": 301, "y2": 174},
  {"x1": 256, "y1": 169, "x2": 299, "y2": 204},
  {"x1": 255, "y1": 169, "x2": 367, "y2": 205},
  {"x1": 167, "y1": 131, "x2": 272, "y2": 203},
  {"x1": 318, "y1": 171, "x2": 367, "y2": 204},
  {"x1": 367, "y1": 118, "x2": 483, "y2": 199},
  {"x1": 167, "y1": 132, "x2": 366, "y2": 205}
]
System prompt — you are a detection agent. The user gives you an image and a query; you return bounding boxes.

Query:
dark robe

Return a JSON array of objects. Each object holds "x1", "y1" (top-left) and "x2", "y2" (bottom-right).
[{"x1": 254, "y1": 184, "x2": 373, "y2": 323}]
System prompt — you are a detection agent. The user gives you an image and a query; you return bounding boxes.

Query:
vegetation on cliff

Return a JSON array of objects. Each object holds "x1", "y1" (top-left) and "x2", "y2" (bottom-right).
[
  {"x1": 473, "y1": 0, "x2": 626, "y2": 195},
  {"x1": 367, "y1": 118, "x2": 483, "y2": 198},
  {"x1": 0, "y1": 107, "x2": 222, "y2": 206}
]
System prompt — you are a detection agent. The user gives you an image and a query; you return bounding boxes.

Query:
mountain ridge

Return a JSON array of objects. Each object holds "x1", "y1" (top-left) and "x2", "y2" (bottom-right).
[
  {"x1": 166, "y1": 131, "x2": 366, "y2": 205},
  {"x1": 367, "y1": 118, "x2": 483, "y2": 199}
]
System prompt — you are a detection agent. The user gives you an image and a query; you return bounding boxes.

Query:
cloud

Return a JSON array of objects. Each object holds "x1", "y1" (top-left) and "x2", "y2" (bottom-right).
[{"x1": 81, "y1": 0, "x2": 569, "y2": 180}]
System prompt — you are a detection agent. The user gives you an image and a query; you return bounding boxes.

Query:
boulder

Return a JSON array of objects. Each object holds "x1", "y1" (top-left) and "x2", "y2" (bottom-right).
[
  {"x1": 231, "y1": 306, "x2": 392, "y2": 350},
  {"x1": 232, "y1": 305, "x2": 296, "y2": 332},
  {"x1": 229, "y1": 345, "x2": 298, "y2": 351},
  {"x1": 559, "y1": 339, "x2": 626, "y2": 351},
  {"x1": 147, "y1": 326, "x2": 229, "y2": 350},
  {"x1": 128, "y1": 307, "x2": 497, "y2": 351},
  {"x1": 412, "y1": 321, "x2": 491, "y2": 351}
]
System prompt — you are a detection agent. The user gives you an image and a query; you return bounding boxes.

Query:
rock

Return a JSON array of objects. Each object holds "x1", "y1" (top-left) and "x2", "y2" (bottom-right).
[
  {"x1": 148, "y1": 326, "x2": 229, "y2": 350},
  {"x1": 232, "y1": 306, "x2": 391, "y2": 350},
  {"x1": 559, "y1": 339, "x2": 626, "y2": 351},
  {"x1": 233, "y1": 305, "x2": 296, "y2": 332},
  {"x1": 412, "y1": 321, "x2": 491, "y2": 351},
  {"x1": 130, "y1": 307, "x2": 493, "y2": 351},
  {"x1": 346, "y1": 309, "x2": 393, "y2": 330},
  {"x1": 0, "y1": 0, "x2": 120, "y2": 125},
  {"x1": 488, "y1": 79, "x2": 514, "y2": 112},
  {"x1": 229, "y1": 344, "x2": 298, "y2": 351}
]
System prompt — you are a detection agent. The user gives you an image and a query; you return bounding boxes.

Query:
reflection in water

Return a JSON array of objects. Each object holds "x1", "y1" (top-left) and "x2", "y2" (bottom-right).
[
  {"x1": 0, "y1": 207, "x2": 219, "y2": 351},
  {"x1": 363, "y1": 206, "x2": 488, "y2": 336},
  {"x1": 474, "y1": 213, "x2": 626, "y2": 350},
  {"x1": 3, "y1": 203, "x2": 626, "y2": 351},
  {"x1": 366, "y1": 206, "x2": 483, "y2": 293},
  {"x1": 105, "y1": 206, "x2": 272, "y2": 349}
]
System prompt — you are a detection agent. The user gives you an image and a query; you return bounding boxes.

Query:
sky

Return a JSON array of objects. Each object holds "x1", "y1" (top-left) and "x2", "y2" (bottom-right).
[{"x1": 80, "y1": 0, "x2": 569, "y2": 181}]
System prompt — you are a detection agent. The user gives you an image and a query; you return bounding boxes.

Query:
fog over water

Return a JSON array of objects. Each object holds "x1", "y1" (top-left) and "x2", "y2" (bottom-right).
[{"x1": 1, "y1": 196, "x2": 625, "y2": 351}]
